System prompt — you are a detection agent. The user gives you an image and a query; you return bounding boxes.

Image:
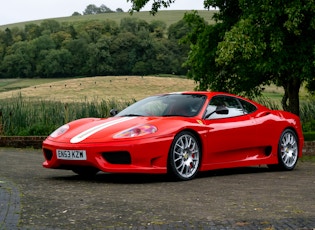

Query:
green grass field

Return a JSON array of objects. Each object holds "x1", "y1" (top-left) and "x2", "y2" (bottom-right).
[{"x1": 0, "y1": 10, "x2": 216, "y2": 30}]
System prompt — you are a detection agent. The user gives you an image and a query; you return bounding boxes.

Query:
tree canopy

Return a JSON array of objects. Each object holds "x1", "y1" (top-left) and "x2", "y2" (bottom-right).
[
  {"x1": 0, "y1": 18, "x2": 189, "y2": 79},
  {"x1": 83, "y1": 4, "x2": 114, "y2": 15},
  {"x1": 129, "y1": 0, "x2": 315, "y2": 116}
]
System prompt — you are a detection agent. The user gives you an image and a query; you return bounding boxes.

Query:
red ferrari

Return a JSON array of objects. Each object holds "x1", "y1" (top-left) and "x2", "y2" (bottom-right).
[{"x1": 42, "y1": 92, "x2": 304, "y2": 180}]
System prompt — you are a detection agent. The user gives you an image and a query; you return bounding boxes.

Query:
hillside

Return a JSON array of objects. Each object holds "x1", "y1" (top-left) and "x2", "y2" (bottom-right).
[
  {"x1": 0, "y1": 76, "x2": 197, "y2": 102},
  {"x1": 0, "y1": 10, "x2": 216, "y2": 30}
]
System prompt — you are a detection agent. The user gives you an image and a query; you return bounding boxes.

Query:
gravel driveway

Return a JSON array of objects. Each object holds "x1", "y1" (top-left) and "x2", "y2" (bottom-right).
[{"x1": 0, "y1": 148, "x2": 314, "y2": 229}]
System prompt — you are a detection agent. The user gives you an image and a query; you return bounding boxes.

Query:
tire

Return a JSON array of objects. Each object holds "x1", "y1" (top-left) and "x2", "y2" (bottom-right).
[
  {"x1": 268, "y1": 129, "x2": 299, "y2": 171},
  {"x1": 72, "y1": 167, "x2": 99, "y2": 177},
  {"x1": 168, "y1": 131, "x2": 201, "y2": 181}
]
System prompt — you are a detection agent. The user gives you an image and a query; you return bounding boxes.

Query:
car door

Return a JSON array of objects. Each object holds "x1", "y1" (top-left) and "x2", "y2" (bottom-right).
[{"x1": 202, "y1": 95, "x2": 258, "y2": 165}]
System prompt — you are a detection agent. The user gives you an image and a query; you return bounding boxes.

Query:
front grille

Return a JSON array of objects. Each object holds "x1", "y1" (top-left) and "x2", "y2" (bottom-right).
[
  {"x1": 102, "y1": 151, "x2": 131, "y2": 164},
  {"x1": 43, "y1": 148, "x2": 53, "y2": 161}
]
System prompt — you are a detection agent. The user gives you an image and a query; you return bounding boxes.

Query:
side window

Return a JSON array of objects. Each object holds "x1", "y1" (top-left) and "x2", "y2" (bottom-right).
[
  {"x1": 239, "y1": 99, "x2": 257, "y2": 114},
  {"x1": 205, "y1": 96, "x2": 245, "y2": 119}
]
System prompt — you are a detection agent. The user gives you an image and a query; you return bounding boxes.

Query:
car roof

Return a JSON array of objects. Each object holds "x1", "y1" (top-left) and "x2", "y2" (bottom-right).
[
  {"x1": 168, "y1": 91, "x2": 236, "y2": 97},
  {"x1": 166, "y1": 91, "x2": 265, "y2": 108}
]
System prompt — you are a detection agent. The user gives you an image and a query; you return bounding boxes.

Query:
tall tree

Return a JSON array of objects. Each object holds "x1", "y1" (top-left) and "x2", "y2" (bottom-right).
[
  {"x1": 128, "y1": 0, "x2": 315, "y2": 116},
  {"x1": 215, "y1": 0, "x2": 315, "y2": 116},
  {"x1": 24, "y1": 24, "x2": 42, "y2": 41},
  {"x1": 99, "y1": 4, "x2": 113, "y2": 13},
  {"x1": 83, "y1": 4, "x2": 100, "y2": 15}
]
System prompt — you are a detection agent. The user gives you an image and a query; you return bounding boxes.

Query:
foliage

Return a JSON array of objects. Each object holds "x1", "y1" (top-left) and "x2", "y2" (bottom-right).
[
  {"x1": 83, "y1": 4, "x2": 114, "y2": 15},
  {"x1": 129, "y1": 0, "x2": 315, "y2": 116},
  {"x1": 0, "y1": 93, "x2": 314, "y2": 137},
  {"x1": 302, "y1": 120, "x2": 315, "y2": 133},
  {"x1": 0, "y1": 94, "x2": 133, "y2": 136},
  {"x1": 0, "y1": 16, "x2": 189, "y2": 79},
  {"x1": 213, "y1": 0, "x2": 315, "y2": 116},
  {"x1": 304, "y1": 132, "x2": 315, "y2": 142},
  {"x1": 128, "y1": 0, "x2": 175, "y2": 14}
]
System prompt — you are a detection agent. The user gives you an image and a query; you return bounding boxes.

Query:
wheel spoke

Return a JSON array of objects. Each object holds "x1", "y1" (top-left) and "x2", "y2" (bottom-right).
[
  {"x1": 171, "y1": 133, "x2": 200, "y2": 179},
  {"x1": 280, "y1": 131, "x2": 298, "y2": 169}
]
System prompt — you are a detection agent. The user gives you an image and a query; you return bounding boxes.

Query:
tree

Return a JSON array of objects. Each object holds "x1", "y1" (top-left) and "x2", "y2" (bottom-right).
[
  {"x1": 213, "y1": 0, "x2": 315, "y2": 116},
  {"x1": 168, "y1": 19, "x2": 191, "y2": 40},
  {"x1": 128, "y1": 0, "x2": 175, "y2": 14},
  {"x1": 83, "y1": 4, "x2": 113, "y2": 15},
  {"x1": 109, "y1": 32, "x2": 139, "y2": 75},
  {"x1": 149, "y1": 20, "x2": 167, "y2": 38},
  {"x1": 99, "y1": 4, "x2": 113, "y2": 13},
  {"x1": 83, "y1": 4, "x2": 100, "y2": 15},
  {"x1": 36, "y1": 49, "x2": 73, "y2": 77},
  {"x1": 65, "y1": 38, "x2": 90, "y2": 75},
  {"x1": 40, "y1": 20, "x2": 61, "y2": 34},
  {"x1": 86, "y1": 36, "x2": 113, "y2": 76},
  {"x1": 72, "y1": 12, "x2": 81, "y2": 16},
  {"x1": 50, "y1": 31, "x2": 72, "y2": 49},
  {"x1": 1, "y1": 41, "x2": 33, "y2": 77},
  {"x1": 128, "y1": 0, "x2": 315, "y2": 116},
  {"x1": 3, "y1": 28, "x2": 13, "y2": 46},
  {"x1": 120, "y1": 18, "x2": 150, "y2": 34},
  {"x1": 24, "y1": 24, "x2": 42, "y2": 40}
]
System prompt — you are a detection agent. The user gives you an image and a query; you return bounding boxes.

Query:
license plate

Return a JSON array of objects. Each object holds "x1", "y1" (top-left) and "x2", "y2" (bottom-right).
[{"x1": 56, "y1": 149, "x2": 87, "y2": 160}]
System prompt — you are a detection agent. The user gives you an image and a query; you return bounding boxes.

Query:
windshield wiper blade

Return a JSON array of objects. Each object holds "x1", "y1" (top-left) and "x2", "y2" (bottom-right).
[{"x1": 122, "y1": 114, "x2": 143, "y2": 117}]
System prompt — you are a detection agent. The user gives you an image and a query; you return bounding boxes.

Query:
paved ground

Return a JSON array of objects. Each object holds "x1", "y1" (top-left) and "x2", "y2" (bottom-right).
[{"x1": 0, "y1": 147, "x2": 314, "y2": 230}]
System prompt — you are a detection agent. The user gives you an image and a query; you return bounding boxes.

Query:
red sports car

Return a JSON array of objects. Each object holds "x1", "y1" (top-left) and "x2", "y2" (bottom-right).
[{"x1": 42, "y1": 92, "x2": 304, "y2": 180}]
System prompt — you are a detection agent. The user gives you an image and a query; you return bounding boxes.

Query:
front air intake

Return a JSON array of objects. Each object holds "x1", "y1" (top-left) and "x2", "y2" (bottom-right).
[
  {"x1": 264, "y1": 146, "x2": 272, "y2": 156},
  {"x1": 43, "y1": 148, "x2": 53, "y2": 161},
  {"x1": 102, "y1": 151, "x2": 131, "y2": 164}
]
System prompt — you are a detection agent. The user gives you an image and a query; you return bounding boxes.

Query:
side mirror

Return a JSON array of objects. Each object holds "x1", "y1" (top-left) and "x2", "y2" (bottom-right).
[
  {"x1": 215, "y1": 106, "x2": 229, "y2": 115},
  {"x1": 204, "y1": 105, "x2": 229, "y2": 119},
  {"x1": 110, "y1": 109, "x2": 119, "y2": 117}
]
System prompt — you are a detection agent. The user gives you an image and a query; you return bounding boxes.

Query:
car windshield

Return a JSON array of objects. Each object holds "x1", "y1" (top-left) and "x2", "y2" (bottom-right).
[{"x1": 117, "y1": 94, "x2": 207, "y2": 117}]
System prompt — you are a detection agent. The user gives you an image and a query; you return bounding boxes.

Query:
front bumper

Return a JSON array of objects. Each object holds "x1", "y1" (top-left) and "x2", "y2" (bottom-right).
[{"x1": 42, "y1": 136, "x2": 172, "y2": 174}]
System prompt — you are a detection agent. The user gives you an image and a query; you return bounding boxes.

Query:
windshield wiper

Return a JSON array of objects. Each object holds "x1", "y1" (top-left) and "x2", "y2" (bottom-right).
[
  {"x1": 162, "y1": 114, "x2": 191, "y2": 117},
  {"x1": 122, "y1": 114, "x2": 143, "y2": 117},
  {"x1": 162, "y1": 114, "x2": 177, "y2": 117}
]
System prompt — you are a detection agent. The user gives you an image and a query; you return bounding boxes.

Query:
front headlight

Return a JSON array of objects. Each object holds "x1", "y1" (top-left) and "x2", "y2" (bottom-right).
[
  {"x1": 113, "y1": 124, "x2": 157, "y2": 139},
  {"x1": 50, "y1": 124, "x2": 69, "y2": 138}
]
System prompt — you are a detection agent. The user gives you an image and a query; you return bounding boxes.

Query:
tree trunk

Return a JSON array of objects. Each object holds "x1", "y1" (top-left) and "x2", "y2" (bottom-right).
[{"x1": 281, "y1": 78, "x2": 301, "y2": 116}]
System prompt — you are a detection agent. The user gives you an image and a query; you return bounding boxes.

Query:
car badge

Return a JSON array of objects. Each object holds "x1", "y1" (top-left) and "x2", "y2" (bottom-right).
[{"x1": 196, "y1": 120, "x2": 204, "y2": 125}]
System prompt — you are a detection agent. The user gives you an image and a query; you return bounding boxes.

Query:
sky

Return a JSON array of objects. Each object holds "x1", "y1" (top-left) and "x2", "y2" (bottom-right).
[{"x1": 1, "y1": 0, "x2": 206, "y2": 26}]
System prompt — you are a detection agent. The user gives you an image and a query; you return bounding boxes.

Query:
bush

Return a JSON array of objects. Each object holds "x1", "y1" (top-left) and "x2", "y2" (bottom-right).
[
  {"x1": 302, "y1": 120, "x2": 315, "y2": 132},
  {"x1": 303, "y1": 132, "x2": 315, "y2": 141}
]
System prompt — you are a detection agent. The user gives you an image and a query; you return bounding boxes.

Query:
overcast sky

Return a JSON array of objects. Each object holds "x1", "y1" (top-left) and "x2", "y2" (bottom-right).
[{"x1": 1, "y1": 0, "x2": 206, "y2": 26}]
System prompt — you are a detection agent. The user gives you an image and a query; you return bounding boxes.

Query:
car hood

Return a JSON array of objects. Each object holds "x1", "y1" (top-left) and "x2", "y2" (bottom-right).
[{"x1": 48, "y1": 116, "x2": 179, "y2": 144}]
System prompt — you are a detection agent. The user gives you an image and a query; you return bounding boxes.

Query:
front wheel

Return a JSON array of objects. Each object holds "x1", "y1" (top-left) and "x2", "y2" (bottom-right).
[
  {"x1": 168, "y1": 131, "x2": 201, "y2": 181},
  {"x1": 268, "y1": 129, "x2": 299, "y2": 171}
]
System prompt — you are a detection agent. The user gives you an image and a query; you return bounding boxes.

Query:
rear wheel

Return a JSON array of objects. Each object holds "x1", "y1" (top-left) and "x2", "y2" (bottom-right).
[
  {"x1": 72, "y1": 167, "x2": 99, "y2": 177},
  {"x1": 268, "y1": 129, "x2": 299, "y2": 171},
  {"x1": 168, "y1": 131, "x2": 201, "y2": 180}
]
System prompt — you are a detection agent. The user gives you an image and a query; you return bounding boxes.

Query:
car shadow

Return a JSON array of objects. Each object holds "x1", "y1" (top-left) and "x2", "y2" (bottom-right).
[
  {"x1": 198, "y1": 166, "x2": 273, "y2": 178},
  {"x1": 50, "y1": 172, "x2": 170, "y2": 184},
  {"x1": 48, "y1": 166, "x2": 275, "y2": 184}
]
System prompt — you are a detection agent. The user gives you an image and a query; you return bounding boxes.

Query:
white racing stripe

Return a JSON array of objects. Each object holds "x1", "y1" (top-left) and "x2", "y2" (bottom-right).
[{"x1": 70, "y1": 117, "x2": 135, "y2": 144}]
